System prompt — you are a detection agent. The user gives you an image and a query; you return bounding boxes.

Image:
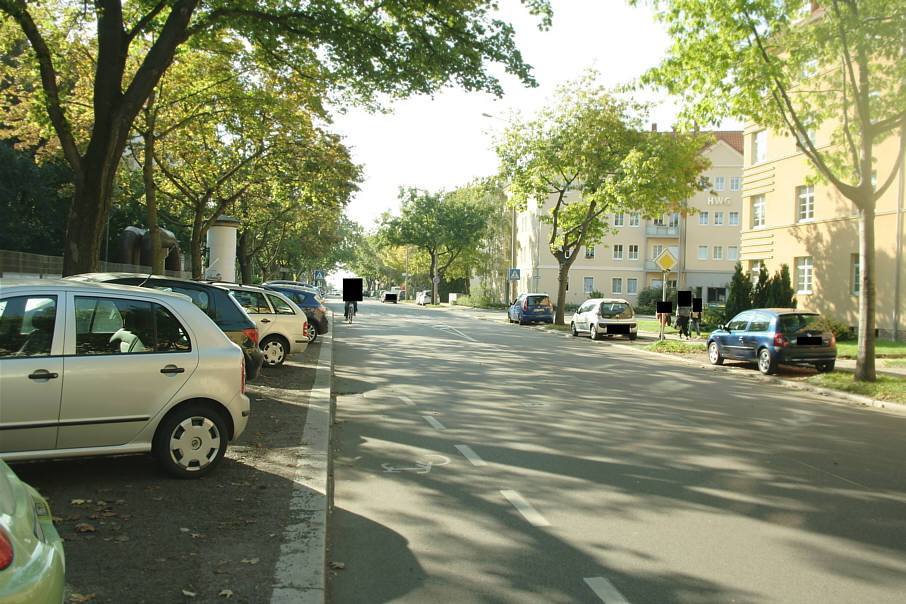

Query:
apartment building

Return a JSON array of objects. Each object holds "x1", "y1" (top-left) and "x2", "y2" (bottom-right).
[
  {"x1": 511, "y1": 132, "x2": 744, "y2": 307},
  {"x1": 740, "y1": 124, "x2": 906, "y2": 341}
]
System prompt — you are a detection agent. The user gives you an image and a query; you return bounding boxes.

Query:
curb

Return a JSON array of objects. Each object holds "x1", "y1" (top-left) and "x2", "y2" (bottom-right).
[{"x1": 270, "y1": 317, "x2": 333, "y2": 604}]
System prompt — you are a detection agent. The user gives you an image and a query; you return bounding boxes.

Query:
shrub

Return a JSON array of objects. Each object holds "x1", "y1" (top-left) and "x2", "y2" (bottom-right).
[
  {"x1": 825, "y1": 316, "x2": 854, "y2": 341},
  {"x1": 636, "y1": 286, "x2": 677, "y2": 315},
  {"x1": 701, "y1": 307, "x2": 725, "y2": 331}
]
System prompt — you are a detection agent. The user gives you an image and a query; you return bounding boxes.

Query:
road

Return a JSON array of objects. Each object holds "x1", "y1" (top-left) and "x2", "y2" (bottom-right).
[{"x1": 326, "y1": 299, "x2": 906, "y2": 603}]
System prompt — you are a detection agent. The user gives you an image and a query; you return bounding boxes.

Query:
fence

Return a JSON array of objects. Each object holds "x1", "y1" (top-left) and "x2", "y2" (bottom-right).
[{"x1": 0, "y1": 250, "x2": 191, "y2": 279}]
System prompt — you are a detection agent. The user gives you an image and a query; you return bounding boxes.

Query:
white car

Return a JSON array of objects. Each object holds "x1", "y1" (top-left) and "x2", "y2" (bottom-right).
[
  {"x1": 0, "y1": 278, "x2": 250, "y2": 478},
  {"x1": 415, "y1": 290, "x2": 433, "y2": 305},
  {"x1": 219, "y1": 284, "x2": 309, "y2": 367},
  {"x1": 570, "y1": 297, "x2": 638, "y2": 340}
]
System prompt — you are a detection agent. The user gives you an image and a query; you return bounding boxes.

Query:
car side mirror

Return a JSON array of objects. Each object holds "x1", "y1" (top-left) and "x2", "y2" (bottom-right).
[{"x1": 720, "y1": 324, "x2": 728, "y2": 332}]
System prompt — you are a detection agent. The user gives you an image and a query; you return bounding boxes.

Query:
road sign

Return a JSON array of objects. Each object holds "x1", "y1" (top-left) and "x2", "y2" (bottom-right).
[
  {"x1": 509, "y1": 269, "x2": 520, "y2": 280},
  {"x1": 313, "y1": 270, "x2": 326, "y2": 280},
  {"x1": 433, "y1": 277, "x2": 440, "y2": 283},
  {"x1": 654, "y1": 248, "x2": 678, "y2": 272}
]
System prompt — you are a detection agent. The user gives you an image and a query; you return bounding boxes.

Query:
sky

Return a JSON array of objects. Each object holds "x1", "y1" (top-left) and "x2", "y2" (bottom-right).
[{"x1": 330, "y1": 0, "x2": 712, "y2": 232}]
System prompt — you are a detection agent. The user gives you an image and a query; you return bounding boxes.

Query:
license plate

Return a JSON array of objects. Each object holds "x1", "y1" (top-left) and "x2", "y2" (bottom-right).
[{"x1": 797, "y1": 336, "x2": 822, "y2": 345}]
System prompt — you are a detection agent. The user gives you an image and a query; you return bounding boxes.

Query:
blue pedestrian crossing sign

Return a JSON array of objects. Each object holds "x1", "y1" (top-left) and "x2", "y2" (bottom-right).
[
  {"x1": 313, "y1": 270, "x2": 326, "y2": 280},
  {"x1": 509, "y1": 269, "x2": 520, "y2": 281}
]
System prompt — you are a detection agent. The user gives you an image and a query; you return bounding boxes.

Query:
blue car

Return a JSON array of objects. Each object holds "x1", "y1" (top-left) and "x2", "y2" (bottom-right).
[
  {"x1": 508, "y1": 293, "x2": 555, "y2": 325},
  {"x1": 707, "y1": 308, "x2": 837, "y2": 375}
]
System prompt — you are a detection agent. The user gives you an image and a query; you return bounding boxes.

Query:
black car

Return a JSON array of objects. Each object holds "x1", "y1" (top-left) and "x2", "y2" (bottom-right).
[
  {"x1": 262, "y1": 283, "x2": 329, "y2": 342},
  {"x1": 66, "y1": 273, "x2": 265, "y2": 379},
  {"x1": 707, "y1": 308, "x2": 837, "y2": 374}
]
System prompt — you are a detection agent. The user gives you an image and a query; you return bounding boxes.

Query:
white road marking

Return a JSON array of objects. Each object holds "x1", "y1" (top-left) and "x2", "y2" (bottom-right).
[
  {"x1": 398, "y1": 394, "x2": 416, "y2": 406},
  {"x1": 500, "y1": 489, "x2": 550, "y2": 527},
  {"x1": 381, "y1": 455, "x2": 450, "y2": 474},
  {"x1": 583, "y1": 577, "x2": 631, "y2": 603},
  {"x1": 422, "y1": 415, "x2": 446, "y2": 431},
  {"x1": 433, "y1": 324, "x2": 477, "y2": 342},
  {"x1": 454, "y1": 444, "x2": 487, "y2": 466},
  {"x1": 521, "y1": 402, "x2": 546, "y2": 408}
]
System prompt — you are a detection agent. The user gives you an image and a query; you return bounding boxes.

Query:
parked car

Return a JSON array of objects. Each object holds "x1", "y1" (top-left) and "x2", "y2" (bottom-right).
[
  {"x1": 215, "y1": 283, "x2": 308, "y2": 367},
  {"x1": 415, "y1": 290, "x2": 433, "y2": 305},
  {"x1": 0, "y1": 278, "x2": 250, "y2": 477},
  {"x1": 262, "y1": 283, "x2": 329, "y2": 341},
  {"x1": 66, "y1": 273, "x2": 265, "y2": 379},
  {"x1": 265, "y1": 280, "x2": 322, "y2": 296},
  {"x1": 707, "y1": 308, "x2": 837, "y2": 375},
  {"x1": 570, "y1": 298, "x2": 638, "y2": 340},
  {"x1": 0, "y1": 459, "x2": 65, "y2": 603},
  {"x1": 508, "y1": 293, "x2": 554, "y2": 324},
  {"x1": 380, "y1": 291, "x2": 398, "y2": 303}
]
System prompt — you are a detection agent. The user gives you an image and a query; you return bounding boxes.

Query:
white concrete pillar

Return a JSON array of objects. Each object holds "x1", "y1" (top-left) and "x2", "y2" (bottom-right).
[{"x1": 205, "y1": 216, "x2": 240, "y2": 282}]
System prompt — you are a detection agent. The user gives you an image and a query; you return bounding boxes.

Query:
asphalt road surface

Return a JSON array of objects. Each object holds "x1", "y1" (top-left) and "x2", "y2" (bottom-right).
[{"x1": 326, "y1": 299, "x2": 906, "y2": 603}]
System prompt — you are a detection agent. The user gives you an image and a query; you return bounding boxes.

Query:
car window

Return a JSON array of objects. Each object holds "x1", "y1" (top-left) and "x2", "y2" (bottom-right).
[
  {"x1": 155, "y1": 305, "x2": 191, "y2": 352},
  {"x1": 75, "y1": 297, "x2": 155, "y2": 355},
  {"x1": 151, "y1": 285, "x2": 210, "y2": 313},
  {"x1": 578, "y1": 301, "x2": 594, "y2": 313},
  {"x1": 232, "y1": 290, "x2": 270, "y2": 314},
  {"x1": 267, "y1": 294, "x2": 295, "y2": 315},
  {"x1": 0, "y1": 296, "x2": 57, "y2": 358},
  {"x1": 748, "y1": 312, "x2": 772, "y2": 332},
  {"x1": 727, "y1": 312, "x2": 751, "y2": 331},
  {"x1": 527, "y1": 296, "x2": 550, "y2": 307},
  {"x1": 778, "y1": 313, "x2": 828, "y2": 334},
  {"x1": 599, "y1": 302, "x2": 633, "y2": 319}
]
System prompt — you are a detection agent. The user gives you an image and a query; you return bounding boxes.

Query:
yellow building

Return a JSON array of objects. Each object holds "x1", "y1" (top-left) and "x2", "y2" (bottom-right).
[
  {"x1": 740, "y1": 124, "x2": 906, "y2": 341},
  {"x1": 511, "y1": 132, "x2": 744, "y2": 307}
]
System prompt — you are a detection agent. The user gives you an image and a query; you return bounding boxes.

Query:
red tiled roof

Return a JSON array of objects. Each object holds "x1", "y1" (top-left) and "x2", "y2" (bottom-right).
[{"x1": 710, "y1": 131, "x2": 744, "y2": 154}]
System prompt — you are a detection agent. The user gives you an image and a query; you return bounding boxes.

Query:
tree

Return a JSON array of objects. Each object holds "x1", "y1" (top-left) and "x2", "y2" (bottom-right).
[
  {"x1": 0, "y1": 0, "x2": 551, "y2": 276},
  {"x1": 770, "y1": 264, "x2": 797, "y2": 308},
  {"x1": 633, "y1": 1, "x2": 906, "y2": 380},
  {"x1": 725, "y1": 262, "x2": 753, "y2": 322},
  {"x1": 752, "y1": 264, "x2": 771, "y2": 308},
  {"x1": 495, "y1": 75, "x2": 711, "y2": 324}
]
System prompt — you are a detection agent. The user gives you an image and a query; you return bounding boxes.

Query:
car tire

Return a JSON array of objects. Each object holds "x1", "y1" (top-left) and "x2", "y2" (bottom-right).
[
  {"x1": 757, "y1": 347, "x2": 777, "y2": 375},
  {"x1": 261, "y1": 335, "x2": 288, "y2": 367},
  {"x1": 628, "y1": 333, "x2": 637, "y2": 341},
  {"x1": 708, "y1": 341, "x2": 724, "y2": 365},
  {"x1": 816, "y1": 360, "x2": 835, "y2": 373},
  {"x1": 307, "y1": 328, "x2": 318, "y2": 344},
  {"x1": 153, "y1": 403, "x2": 228, "y2": 478},
  {"x1": 570, "y1": 322, "x2": 578, "y2": 337},
  {"x1": 589, "y1": 324, "x2": 600, "y2": 340}
]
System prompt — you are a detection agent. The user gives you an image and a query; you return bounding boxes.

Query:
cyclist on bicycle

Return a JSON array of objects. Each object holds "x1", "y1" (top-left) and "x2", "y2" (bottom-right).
[{"x1": 344, "y1": 299, "x2": 357, "y2": 322}]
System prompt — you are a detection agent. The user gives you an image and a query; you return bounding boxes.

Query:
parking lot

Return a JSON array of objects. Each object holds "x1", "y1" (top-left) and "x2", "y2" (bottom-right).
[{"x1": 9, "y1": 346, "x2": 320, "y2": 604}]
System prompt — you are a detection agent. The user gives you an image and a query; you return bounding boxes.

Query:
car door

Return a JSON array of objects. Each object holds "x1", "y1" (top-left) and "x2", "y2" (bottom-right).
[
  {"x1": 0, "y1": 294, "x2": 64, "y2": 453},
  {"x1": 575, "y1": 301, "x2": 592, "y2": 331},
  {"x1": 720, "y1": 311, "x2": 753, "y2": 360},
  {"x1": 265, "y1": 293, "x2": 306, "y2": 351},
  {"x1": 232, "y1": 290, "x2": 276, "y2": 340},
  {"x1": 741, "y1": 311, "x2": 772, "y2": 360},
  {"x1": 57, "y1": 294, "x2": 197, "y2": 449}
]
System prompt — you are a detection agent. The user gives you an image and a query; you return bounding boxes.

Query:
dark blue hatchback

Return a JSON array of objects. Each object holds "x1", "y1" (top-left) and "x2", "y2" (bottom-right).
[
  {"x1": 508, "y1": 293, "x2": 554, "y2": 325},
  {"x1": 707, "y1": 308, "x2": 837, "y2": 374}
]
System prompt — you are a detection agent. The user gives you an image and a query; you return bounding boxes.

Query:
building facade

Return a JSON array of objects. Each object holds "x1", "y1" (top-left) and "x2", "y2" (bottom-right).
[
  {"x1": 510, "y1": 132, "x2": 744, "y2": 308},
  {"x1": 740, "y1": 122, "x2": 906, "y2": 341}
]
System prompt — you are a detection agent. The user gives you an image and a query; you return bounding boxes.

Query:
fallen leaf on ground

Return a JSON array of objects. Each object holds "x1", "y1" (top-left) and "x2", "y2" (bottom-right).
[
  {"x1": 240, "y1": 557, "x2": 260, "y2": 565},
  {"x1": 219, "y1": 589, "x2": 234, "y2": 598},
  {"x1": 70, "y1": 499, "x2": 90, "y2": 505},
  {"x1": 330, "y1": 562, "x2": 346, "y2": 570},
  {"x1": 74, "y1": 523, "x2": 96, "y2": 533},
  {"x1": 69, "y1": 593, "x2": 97, "y2": 602},
  {"x1": 182, "y1": 589, "x2": 197, "y2": 597}
]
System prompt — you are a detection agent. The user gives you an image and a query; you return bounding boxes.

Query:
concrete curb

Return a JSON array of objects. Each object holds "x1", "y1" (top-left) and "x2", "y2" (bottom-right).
[{"x1": 270, "y1": 320, "x2": 333, "y2": 604}]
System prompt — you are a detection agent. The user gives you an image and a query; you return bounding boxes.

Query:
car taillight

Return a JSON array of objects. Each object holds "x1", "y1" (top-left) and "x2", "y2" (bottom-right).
[
  {"x1": 0, "y1": 528, "x2": 13, "y2": 570},
  {"x1": 243, "y1": 327, "x2": 259, "y2": 345},
  {"x1": 522, "y1": 300, "x2": 528, "y2": 311},
  {"x1": 774, "y1": 333, "x2": 788, "y2": 347},
  {"x1": 830, "y1": 333, "x2": 836, "y2": 346}
]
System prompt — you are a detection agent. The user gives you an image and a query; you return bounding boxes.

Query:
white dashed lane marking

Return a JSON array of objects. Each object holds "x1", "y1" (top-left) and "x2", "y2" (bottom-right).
[
  {"x1": 500, "y1": 489, "x2": 550, "y2": 527},
  {"x1": 422, "y1": 415, "x2": 446, "y2": 431},
  {"x1": 454, "y1": 444, "x2": 487, "y2": 466},
  {"x1": 583, "y1": 577, "x2": 631, "y2": 603}
]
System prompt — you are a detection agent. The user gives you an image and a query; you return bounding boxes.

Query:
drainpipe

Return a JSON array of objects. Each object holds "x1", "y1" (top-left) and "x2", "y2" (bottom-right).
[{"x1": 894, "y1": 133, "x2": 904, "y2": 341}]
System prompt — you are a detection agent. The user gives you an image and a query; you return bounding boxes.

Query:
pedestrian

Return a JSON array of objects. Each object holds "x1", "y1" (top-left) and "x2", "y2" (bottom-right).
[
  {"x1": 690, "y1": 307, "x2": 702, "y2": 337},
  {"x1": 676, "y1": 304, "x2": 691, "y2": 339}
]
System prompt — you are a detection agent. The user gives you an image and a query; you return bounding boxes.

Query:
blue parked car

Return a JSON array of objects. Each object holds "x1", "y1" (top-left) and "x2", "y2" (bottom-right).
[
  {"x1": 262, "y1": 282, "x2": 329, "y2": 342},
  {"x1": 508, "y1": 293, "x2": 555, "y2": 325},
  {"x1": 707, "y1": 308, "x2": 837, "y2": 375}
]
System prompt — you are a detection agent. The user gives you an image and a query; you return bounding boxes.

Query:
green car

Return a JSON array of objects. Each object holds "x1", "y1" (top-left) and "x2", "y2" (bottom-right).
[{"x1": 0, "y1": 460, "x2": 65, "y2": 603}]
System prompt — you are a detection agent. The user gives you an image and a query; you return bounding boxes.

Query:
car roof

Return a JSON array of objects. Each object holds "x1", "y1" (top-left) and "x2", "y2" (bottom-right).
[
  {"x1": 746, "y1": 308, "x2": 819, "y2": 315},
  {"x1": 584, "y1": 298, "x2": 631, "y2": 304},
  {"x1": 0, "y1": 276, "x2": 193, "y2": 302},
  {"x1": 68, "y1": 272, "x2": 231, "y2": 291}
]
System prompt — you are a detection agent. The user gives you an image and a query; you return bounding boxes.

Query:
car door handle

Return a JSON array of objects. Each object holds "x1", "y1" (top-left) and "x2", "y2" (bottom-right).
[
  {"x1": 260, "y1": 318, "x2": 271, "y2": 323},
  {"x1": 160, "y1": 366, "x2": 185, "y2": 375},
  {"x1": 28, "y1": 370, "x2": 59, "y2": 380}
]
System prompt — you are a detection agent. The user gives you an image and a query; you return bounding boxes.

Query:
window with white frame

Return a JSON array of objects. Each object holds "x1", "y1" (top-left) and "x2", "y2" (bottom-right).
[
  {"x1": 728, "y1": 246, "x2": 738, "y2": 260},
  {"x1": 629, "y1": 214, "x2": 640, "y2": 227},
  {"x1": 797, "y1": 185, "x2": 814, "y2": 221},
  {"x1": 584, "y1": 277, "x2": 594, "y2": 294},
  {"x1": 653, "y1": 215, "x2": 665, "y2": 226},
  {"x1": 729, "y1": 211, "x2": 739, "y2": 226},
  {"x1": 730, "y1": 177, "x2": 741, "y2": 191},
  {"x1": 628, "y1": 244, "x2": 639, "y2": 260},
  {"x1": 613, "y1": 213, "x2": 624, "y2": 227},
  {"x1": 613, "y1": 244, "x2": 623, "y2": 260},
  {"x1": 652, "y1": 244, "x2": 663, "y2": 259},
  {"x1": 714, "y1": 176, "x2": 725, "y2": 191},
  {"x1": 714, "y1": 211, "x2": 724, "y2": 225},
  {"x1": 612, "y1": 278, "x2": 622, "y2": 294},
  {"x1": 749, "y1": 260, "x2": 763, "y2": 283},
  {"x1": 699, "y1": 212, "x2": 709, "y2": 225},
  {"x1": 713, "y1": 246, "x2": 723, "y2": 260},
  {"x1": 796, "y1": 257, "x2": 814, "y2": 293},
  {"x1": 851, "y1": 253, "x2": 860, "y2": 295},
  {"x1": 627, "y1": 278, "x2": 638, "y2": 294},
  {"x1": 752, "y1": 194, "x2": 766, "y2": 227},
  {"x1": 669, "y1": 212, "x2": 680, "y2": 228},
  {"x1": 585, "y1": 246, "x2": 595, "y2": 259},
  {"x1": 698, "y1": 245, "x2": 708, "y2": 260},
  {"x1": 752, "y1": 130, "x2": 767, "y2": 164}
]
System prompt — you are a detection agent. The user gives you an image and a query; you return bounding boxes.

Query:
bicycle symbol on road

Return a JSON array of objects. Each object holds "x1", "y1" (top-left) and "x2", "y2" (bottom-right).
[{"x1": 381, "y1": 455, "x2": 450, "y2": 474}]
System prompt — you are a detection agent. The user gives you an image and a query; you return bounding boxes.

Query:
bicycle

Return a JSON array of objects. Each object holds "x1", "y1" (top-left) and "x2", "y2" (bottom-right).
[{"x1": 344, "y1": 301, "x2": 356, "y2": 323}]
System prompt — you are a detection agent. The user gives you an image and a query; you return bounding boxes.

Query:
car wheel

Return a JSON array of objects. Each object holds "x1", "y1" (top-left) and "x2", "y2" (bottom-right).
[
  {"x1": 628, "y1": 333, "x2": 637, "y2": 341},
  {"x1": 589, "y1": 324, "x2": 599, "y2": 340},
  {"x1": 816, "y1": 360, "x2": 835, "y2": 373},
  {"x1": 758, "y1": 348, "x2": 777, "y2": 375},
  {"x1": 261, "y1": 335, "x2": 288, "y2": 367},
  {"x1": 307, "y1": 328, "x2": 318, "y2": 344},
  {"x1": 570, "y1": 322, "x2": 578, "y2": 337},
  {"x1": 708, "y1": 341, "x2": 724, "y2": 365},
  {"x1": 153, "y1": 403, "x2": 228, "y2": 478}
]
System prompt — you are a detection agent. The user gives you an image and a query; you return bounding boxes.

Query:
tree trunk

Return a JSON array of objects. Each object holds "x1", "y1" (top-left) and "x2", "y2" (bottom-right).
[
  {"x1": 431, "y1": 251, "x2": 439, "y2": 304},
  {"x1": 191, "y1": 213, "x2": 204, "y2": 279},
  {"x1": 143, "y1": 91, "x2": 162, "y2": 273},
  {"x1": 855, "y1": 202, "x2": 877, "y2": 381},
  {"x1": 553, "y1": 253, "x2": 578, "y2": 325},
  {"x1": 237, "y1": 230, "x2": 253, "y2": 283},
  {"x1": 62, "y1": 148, "x2": 121, "y2": 276}
]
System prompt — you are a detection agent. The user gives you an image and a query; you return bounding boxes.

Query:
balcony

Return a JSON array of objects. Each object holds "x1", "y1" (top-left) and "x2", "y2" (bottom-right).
[{"x1": 646, "y1": 225, "x2": 679, "y2": 237}]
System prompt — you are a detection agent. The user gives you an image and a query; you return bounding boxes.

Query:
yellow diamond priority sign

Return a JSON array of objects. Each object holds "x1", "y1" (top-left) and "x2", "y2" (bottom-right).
[{"x1": 654, "y1": 248, "x2": 678, "y2": 272}]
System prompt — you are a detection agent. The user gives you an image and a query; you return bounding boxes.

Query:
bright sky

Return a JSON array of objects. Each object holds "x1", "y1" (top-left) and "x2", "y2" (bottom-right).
[{"x1": 331, "y1": 0, "x2": 710, "y2": 231}]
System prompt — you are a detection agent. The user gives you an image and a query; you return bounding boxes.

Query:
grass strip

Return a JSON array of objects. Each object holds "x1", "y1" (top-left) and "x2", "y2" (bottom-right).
[{"x1": 806, "y1": 372, "x2": 906, "y2": 404}]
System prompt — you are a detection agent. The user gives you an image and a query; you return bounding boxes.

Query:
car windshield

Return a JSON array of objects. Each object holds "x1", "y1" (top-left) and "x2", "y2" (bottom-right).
[
  {"x1": 599, "y1": 302, "x2": 632, "y2": 318},
  {"x1": 526, "y1": 296, "x2": 550, "y2": 307},
  {"x1": 778, "y1": 314, "x2": 830, "y2": 334}
]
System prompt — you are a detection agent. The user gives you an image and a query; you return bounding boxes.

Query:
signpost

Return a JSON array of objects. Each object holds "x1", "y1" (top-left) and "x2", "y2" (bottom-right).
[{"x1": 653, "y1": 249, "x2": 678, "y2": 341}]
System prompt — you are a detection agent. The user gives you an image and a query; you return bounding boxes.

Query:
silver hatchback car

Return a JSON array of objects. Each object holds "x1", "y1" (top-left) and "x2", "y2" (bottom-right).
[
  {"x1": 570, "y1": 297, "x2": 638, "y2": 340},
  {"x1": 0, "y1": 279, "x2": 250, "y2": 478}
]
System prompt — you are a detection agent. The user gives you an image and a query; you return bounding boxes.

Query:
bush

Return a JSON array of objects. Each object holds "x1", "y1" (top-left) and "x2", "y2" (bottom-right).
[
  {"x1": 636, "y1": 286, "x2": 677, "y2": 315},
  {"x1": 826, "y1": 316, "x2": 854, "y2": 341},
  {"x1": 701, "y1": 307, "x2": 725, "y2": 331}
]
